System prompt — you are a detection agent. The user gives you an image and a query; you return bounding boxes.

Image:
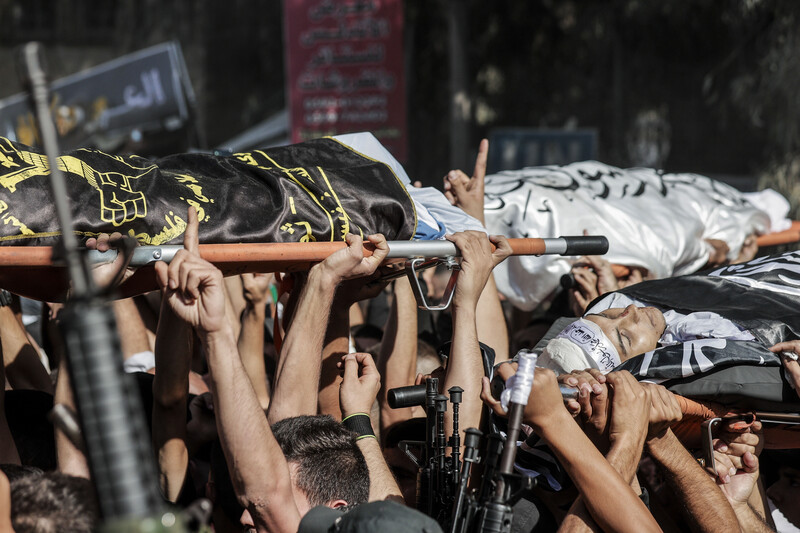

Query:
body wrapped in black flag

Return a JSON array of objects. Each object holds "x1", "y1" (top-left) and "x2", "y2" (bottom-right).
[{"x1": 0, "y1": 135, "x2": 416, "y2": 246}]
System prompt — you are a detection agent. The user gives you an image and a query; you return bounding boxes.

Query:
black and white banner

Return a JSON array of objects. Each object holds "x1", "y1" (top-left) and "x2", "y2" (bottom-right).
[{"x1": 482, "y1": 161, "x2": 773, "y2": 310}]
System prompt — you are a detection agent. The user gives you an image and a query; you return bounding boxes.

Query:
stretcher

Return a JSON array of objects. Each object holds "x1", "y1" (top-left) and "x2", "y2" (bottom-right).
[{"x1": 0, "y1": 235, "x2": 609, "y2": 303}]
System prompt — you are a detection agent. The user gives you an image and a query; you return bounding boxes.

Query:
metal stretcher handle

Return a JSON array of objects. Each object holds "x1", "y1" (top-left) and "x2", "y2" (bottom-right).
[{"x1": 0, "y1": 236, "x2": 609, "y2": 267}]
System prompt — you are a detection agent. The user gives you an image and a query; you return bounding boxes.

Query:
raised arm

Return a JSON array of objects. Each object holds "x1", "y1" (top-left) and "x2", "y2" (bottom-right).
[
  {"x1": 339, "y1": 352, "x2": 403, "y2": 502},
  {"x1": 0, "y1": 330, "x2": 20, "y2": 465},
  {"x1": 645, "y1": 428, "x2": 740, "y2": 532},
  {"x1": 444, "y1": 140, "x2": 510, "y2": 361},
  {"x1": 377, "y1": 276, "x2": 419, "y2": 439},
  {"x1": 523, "y1": 369, "x2": 661, "y2": 533},
  {"x1": 559, "y1": 371, "x2": 656, "y2": 533},
  {"x1": 445, "y1": 231, "x2": 511, "y2": 444},
  {"x1": 268, "y1": 233, "x2": 388, "y2": 424},
  {"x1": 151, "y1": 292, "x2": 192, "y2": 502},
  {"x1": 238, "y1": 273, "x2": 272, "y2": 411},
  {"x1": 155, "y1": 208, "x2": 299, "y2": 533},
  {"x1": 0, "y1": 303, "x2": 52, "y2": 393}
]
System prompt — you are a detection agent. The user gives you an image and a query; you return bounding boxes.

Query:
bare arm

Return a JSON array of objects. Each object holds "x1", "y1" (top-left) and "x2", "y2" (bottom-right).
[
  {"x1": 710, "y1": 421, "x2": 774, "y2": 532},
  {"x1": 716, "y1": 451, "x2": 773, "y2": 533},
  {"x1": 268, "y1": 234, "x2": 389, "y2": 425},
  {"x1": 339, "y1": 352, "x2": 403, "y2": 501},
  {"x1": 445, "y1": 232, "x2": 512, "y2": 446},
  {"x1": 646, "y1": 429, "x2": 739, "y2": 532},
  {"x1": 151, "y1": 295, "x2": 192, "y2": 502},
  {"x1": 267, "y1": 268, "x2": 338, "y2": 424},
  {"x1": 155, "y1": 208, "x2": 299, "y2": 533},
  {"x1": 113, "y1": 297, "x2": 152, "y2": 363},
  {"x1": 377, "y1": 277, "x2": 418, "y2": 439},
  {"x1": 559, "y1": 371, "x2": 652, "y2": 533},
  {"x1": 0, "y1": 331, "x2": 19, "y2": 465},
  {"x1": 475, "y1": 274, "x2": 509, "y2": 362},
  {"x1": 54, "y1": 358, "x2": 89, "y2": 477},
  {"x1": 318, "y1": 298, "x2": 350, "y2": 421},
  {"x1": 238, "y1": 273, "x2": 271, "y2": 411},
  {"x1": 0, "y1": 304, "x2": 52, "y2": 393},
  {"x1": 525, "y1": 370, "x2": 661, "y2": 533},
  {"x1": 442, "y1": 140, "x2": 509, "y2": 362}
]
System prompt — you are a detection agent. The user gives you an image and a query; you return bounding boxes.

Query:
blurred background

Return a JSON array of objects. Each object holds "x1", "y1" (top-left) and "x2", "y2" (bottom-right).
[{"x1": 1, "y1": 0, "x2": 799, "y2": 213}]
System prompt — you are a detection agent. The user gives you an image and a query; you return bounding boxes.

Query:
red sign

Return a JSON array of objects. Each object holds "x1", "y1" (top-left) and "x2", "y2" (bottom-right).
[{"x1": 284, "y1": 0, "x2": 407, "y2": 161}]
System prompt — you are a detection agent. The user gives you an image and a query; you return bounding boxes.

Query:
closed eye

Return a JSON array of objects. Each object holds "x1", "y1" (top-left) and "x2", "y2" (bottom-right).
[{"x1": 616, "y1": 328, "x2": 630, "y2": 356}]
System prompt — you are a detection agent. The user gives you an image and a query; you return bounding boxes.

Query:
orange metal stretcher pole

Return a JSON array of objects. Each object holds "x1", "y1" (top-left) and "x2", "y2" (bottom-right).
[{"x1": 0, "y1": 236, "x2": 609, "y2": 302}]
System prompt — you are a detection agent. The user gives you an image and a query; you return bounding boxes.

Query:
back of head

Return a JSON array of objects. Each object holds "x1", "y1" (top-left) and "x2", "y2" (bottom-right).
[
  {"x1": 10, "y1": 472, "x2": 98, "y2": 533},
  {"x1": 271, "y1": 415, "x2": 369, "y2": 507}
]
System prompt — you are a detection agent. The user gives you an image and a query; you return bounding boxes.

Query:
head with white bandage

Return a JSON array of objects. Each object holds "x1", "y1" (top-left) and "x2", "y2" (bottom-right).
[{"x1": 539, "y1": 305, "x2": 665, "y2": 373}]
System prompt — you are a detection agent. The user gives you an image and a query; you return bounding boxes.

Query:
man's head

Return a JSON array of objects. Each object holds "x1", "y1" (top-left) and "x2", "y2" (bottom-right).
[
  {"x1": 9, "y1": 472, "x2": 98, "y2": 533},
  {"x1": 538, "y1": 305, "x2": 665, "y2": 374},
  {"x1": 210, "y1": 415, "x2": 370, "y2": 531},
  {"x1": 584, "y1": 305, "x2": 665, "y2": 361},
  {"x1": 271, "y1": 415, "x2": 370, "y2": 514}
]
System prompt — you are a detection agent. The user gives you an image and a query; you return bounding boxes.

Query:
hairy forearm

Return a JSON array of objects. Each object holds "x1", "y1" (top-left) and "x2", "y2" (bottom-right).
[
  {"x1": 357, "y1": 436, "x2": 403, "y2": 501},
  {"x1": 203, "y1": 327, "x2": 300, "y2": 532},
  {"x1": 646, "y1": 430, "x2": 739, "y2": 532},
  {"x1": 559, "y1": 499, "x2": 601, "y2": 533},
  {"x1": 238, "y1": 302, "x2": 270, "y2": 411},
  {"x1": 730, "y1": 502, "x2": 774, "y2": 533},
  {"x1": 606, "y1": 435, "x2": 645, "y2": 486},
  {"x1": 560, "y1": 437, "x2": 645, "y2": 533},
  {"x1": 269, "y1": 267, "x2": 337, "y2": 423},
  {"x1": 152, "y1": 301, "x2": 192, "y2": 501},
  {"x1": 377, "y1": 278, "x2": 418, "y2": 437},
  {"x1": 538, "y1": 413, "x2": 660, "y2": 533}
]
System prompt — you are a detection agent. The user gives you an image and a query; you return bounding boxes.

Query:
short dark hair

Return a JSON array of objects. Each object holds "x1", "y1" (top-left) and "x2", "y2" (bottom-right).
[
  {"x1": 271, "y1": 415, "x2": 369, "y2": 507},
  {"x1": 0, "y1": 463, "x2": 43, "y2": 483},
  {"x1": 10, "y1": 472, "x2": 98, "y2": 533}
]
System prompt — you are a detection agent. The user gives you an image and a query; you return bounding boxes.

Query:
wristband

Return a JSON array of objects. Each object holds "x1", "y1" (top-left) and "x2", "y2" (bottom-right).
[{"x1": 342, "y1": 413, "x2": 375, "y2": 439}]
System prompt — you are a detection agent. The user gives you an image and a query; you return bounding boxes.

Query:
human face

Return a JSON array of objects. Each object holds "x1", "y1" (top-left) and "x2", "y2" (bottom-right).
[{"x1": 584, "y1": 305, "x2": 665, "y2": 361}]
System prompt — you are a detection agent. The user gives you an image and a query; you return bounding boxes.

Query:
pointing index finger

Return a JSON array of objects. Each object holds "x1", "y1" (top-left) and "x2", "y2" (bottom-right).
[
  {"x1": 184, "y1": 206, "x2": 199, "y2": 255},
  {"x1": 473, "y1": 138, "x2": 488, "y2": 182}
]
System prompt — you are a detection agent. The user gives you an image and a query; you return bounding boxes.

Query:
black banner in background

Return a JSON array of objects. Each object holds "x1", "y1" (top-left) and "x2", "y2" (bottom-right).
[
  {"x1": 0, "y1": 42, "x2": 195, "y2": 151},
  {"x1": 0, "y1": 136, "x2": 416, "y2": 246}
]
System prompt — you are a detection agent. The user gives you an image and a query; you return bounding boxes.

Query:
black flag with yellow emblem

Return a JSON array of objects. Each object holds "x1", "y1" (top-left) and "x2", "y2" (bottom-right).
[{"x1": 0, "y1": 136, "x2": 416, "y2": 246}]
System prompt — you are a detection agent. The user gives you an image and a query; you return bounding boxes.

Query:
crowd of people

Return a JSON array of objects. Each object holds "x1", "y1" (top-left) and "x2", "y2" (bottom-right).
[{"x1": 0, "y1": 138, "x2": 798, "y2": 533}]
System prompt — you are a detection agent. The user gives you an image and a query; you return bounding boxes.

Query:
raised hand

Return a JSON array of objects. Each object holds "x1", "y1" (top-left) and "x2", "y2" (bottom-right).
[
  {"x1": 85, "y1": 231, "x2": 137, "y2": 289},
  {"x1": 640, "y1": 382, "x2": 682, "y2": 440},
  {"x1": 339, "y1": 352, "x2": 382, "y2": 418},
  {"x1": 445, "y1": 231, "x2": 511, "y2": 310},
  {"x1": 560, "y1": 369, "x2": 610, "y2": 449},
  {"x1": 318, "y1": 233, "x2": 389, "y2": 285},
  {"x1": 605, "y1": 370, "x2": 649, "y2": 447},
  {"x1": 154, "y1": 207, "x2": 226, "y2": 335},
  {"x1": 522, "y1": 367, "x2": 571, "y2": 429},
  {"x1": 241, "y1": 272, "x2": 273, "y2": 306},
  {"x1": 443, "y1": 138, "x2": 488, "y2": 223}
]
